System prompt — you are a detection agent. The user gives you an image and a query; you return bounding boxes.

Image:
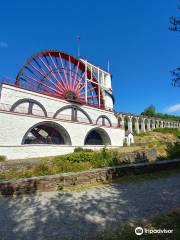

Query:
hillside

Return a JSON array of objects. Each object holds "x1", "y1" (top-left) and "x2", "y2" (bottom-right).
[{"x1": 134, "y1": 129, "x2": 180, "y2": 158}]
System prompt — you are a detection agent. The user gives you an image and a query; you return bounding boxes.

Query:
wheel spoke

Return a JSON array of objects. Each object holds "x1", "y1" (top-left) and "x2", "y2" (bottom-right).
[
  {"x1": 37, "y1": 56, "x2": 63, "y2": 93},
  {"x1": 29, "y1": 62, "x2": 61, "y2": 92},
  {"x1": 15, "y1": 51, "x2": 103, "y2": 108},
  {"x1": 23, "y1": 73, "x2": 64, "y2": 95},
  {"x1": 79, "y1": 86, "x2": 96, "y2": 96},
  {"x1": 72, "y1": 60, "x2": 79, "y2": 90},
  {"x1": 59, "y1": 52, "x2": 69, "y2": 90},
  {"x1": 74, "y1": 72, "x2": 86, "y2": 92},
  {"x1": 68, "y1": 56, "x2": 73, "y2": 91},
  {"x1": 48, "y1": 53, "x2": 67, "y2": 90}
]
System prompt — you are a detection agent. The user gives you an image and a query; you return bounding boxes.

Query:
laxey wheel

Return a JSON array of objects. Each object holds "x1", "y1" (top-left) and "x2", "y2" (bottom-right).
[{"x1": 15, "y1": 50, "x2": 104, "y2": 108}]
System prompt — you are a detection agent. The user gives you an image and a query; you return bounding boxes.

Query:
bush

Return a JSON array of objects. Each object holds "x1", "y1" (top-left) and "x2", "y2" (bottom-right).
[
  {"x1": 33, "y1": 163, "x2": 51, "y2": 176},
  {"x1": 90, "y1": 147, "x2": 115, "y2": 168},
  {"x1": 54, "y1": 147, "x2": 116, "y2": 168},
  {"x1": 51, "y1": 159, "x2": 92, "y2": 173},
  {"x1": 0, "y1": 155, "x2": 6, "y2": 162},
  {"x1": 166, "y1": 142, "x2": 180, "y2": 159},
  {"x1": 74, "y1": 147, "x2": 93, "y2": 153},
  {"x1": 123, "y1": 139, "x2": 127, "y2": 147},
  {"x1": 74, "y1": 147, "x2": 84, "y2": 152},
  {"x1": 62, "y1": 151, "x2": 98, "y2": 163}
]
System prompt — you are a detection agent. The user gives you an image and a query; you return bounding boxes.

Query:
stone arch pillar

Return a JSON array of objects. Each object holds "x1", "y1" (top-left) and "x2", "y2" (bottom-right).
[
  {"x1": 135, "y1": 117, "x2": 140, "y2": 133},
  {"x1": 147, "y1": 119, "x2": 151, "y2": 131},
  {"x1": 141, "y1": 118, "x2": 146, "y2": 132},
  {"x1": 152, "y1": 120, "x2": 155, "y2": 130},
  {"x1": 160, "y1": 121, "x2": 163, "y2": 128},
  {"x1": 128, "y1": 116, "x2": 133, "y2": 132}
]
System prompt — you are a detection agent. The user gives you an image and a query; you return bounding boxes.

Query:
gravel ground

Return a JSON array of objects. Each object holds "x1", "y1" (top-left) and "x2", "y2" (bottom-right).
[{"x1": 0, "y1": 174, "x2": 180, "y2": 240}]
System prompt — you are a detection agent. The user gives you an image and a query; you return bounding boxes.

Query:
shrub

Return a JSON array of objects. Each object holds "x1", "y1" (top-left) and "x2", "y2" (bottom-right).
[
  {"x1": 54, "y1": 148, "x2": 116, "y2": 168},
  {"x1": 89, "y1": 148, "x2": 115, "y2": 168},
  {"x1": 74, "y1": 147, "x2": 83, "y2": 152},
  {"x1": 166, "y1": 142, "x2": 180, "y2": 159},
  {"x1": 33, "y1": 163, "x2": 51, "y2": 176},
  {"x1": 62, "y1": 151, "x2": 98, "y2": 163},
  {"x1": 123, "y1": 139, "x2": 127, "y2": 147},
  {"x1": 0, "y1": 155, "x2": 6, "y2": 162},
  {"x1": 52, "y1": 159, "x2": 92, "y2": 173},
  {"x1": 74, "y1": 147, "x2": 93, "y2": 153}
]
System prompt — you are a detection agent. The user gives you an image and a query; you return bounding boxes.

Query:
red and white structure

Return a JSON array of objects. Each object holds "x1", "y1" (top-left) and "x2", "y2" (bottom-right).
[{"x1": 0, "y1": 50, "x2": 124, "y2": 160}]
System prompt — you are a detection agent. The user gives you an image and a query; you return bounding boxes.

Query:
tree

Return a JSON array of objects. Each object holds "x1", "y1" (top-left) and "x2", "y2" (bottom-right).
[
  {"x1": 170, "y1": 1, "x2": 180, "y2": 87},
  {"x1": 141, "y1": 105, "x2": 180, "y2": 121},
  {"x1": 141, "y1": 104, "x2": 156, "y2": 116}
]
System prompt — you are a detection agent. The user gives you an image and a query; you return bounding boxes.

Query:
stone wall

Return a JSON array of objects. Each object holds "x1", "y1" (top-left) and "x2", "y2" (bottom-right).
[
  {"x1": 0, "y1": 156, "x2": 179, "y2": 197},
  {"x1": 114, "y1": 148, "x2": 157, "y2": 163}
]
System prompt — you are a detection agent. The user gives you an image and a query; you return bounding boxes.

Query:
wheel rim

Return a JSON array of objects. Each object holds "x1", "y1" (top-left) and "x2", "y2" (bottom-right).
[{"x1": 16, "y1": 50, "x2": 104, "y2": 108}]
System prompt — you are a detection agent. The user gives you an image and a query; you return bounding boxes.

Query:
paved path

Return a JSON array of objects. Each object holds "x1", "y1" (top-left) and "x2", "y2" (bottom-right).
[{"x1": 0, "y1": 174, "x2": 180, "y2": 240}]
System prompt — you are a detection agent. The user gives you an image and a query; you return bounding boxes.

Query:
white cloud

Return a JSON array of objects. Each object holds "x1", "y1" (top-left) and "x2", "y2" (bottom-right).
[
  {"x1": 166, "y1": 103, "x2": 180, "y2": 113},
  {"x1": 0, "y1": 41, "x2": 8, "y2": 48}
]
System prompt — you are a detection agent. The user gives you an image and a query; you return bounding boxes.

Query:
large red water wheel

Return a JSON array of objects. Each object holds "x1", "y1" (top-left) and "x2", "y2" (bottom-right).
[{"x1": 15, "y1": 50, "x2": 104, "y2": 108}]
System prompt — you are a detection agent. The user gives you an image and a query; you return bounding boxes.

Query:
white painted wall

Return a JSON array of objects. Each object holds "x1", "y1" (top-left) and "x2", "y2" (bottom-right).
[
  {"x1": 0, "y1": 84, "x2": 125, "y2": 160},
  {"x1": 0, "y1": 111, "x2": 124, "y2": 159},
  {"x1": 0, "y1": 84, "x2": 117, "y2": 124},
  {"x1": 0, "y1": 145, "x2": 120, "y2": 160},
  {"x1": 0, "y1": 111, "x2": 124, "y2": 146},
  {"x1": 125, "y1": 133, "x2": 134, "y2": 146}
]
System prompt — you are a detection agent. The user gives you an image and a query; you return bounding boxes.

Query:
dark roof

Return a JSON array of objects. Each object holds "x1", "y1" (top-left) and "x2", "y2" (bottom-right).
[{"x1": 125, "y1": 130, "x2": 133, "y2": 137}]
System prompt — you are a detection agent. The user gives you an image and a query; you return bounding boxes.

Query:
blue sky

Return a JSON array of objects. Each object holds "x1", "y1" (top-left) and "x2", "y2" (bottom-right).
[{"x1": 0, "y1": 0, "x2": 179, "y2": 115}]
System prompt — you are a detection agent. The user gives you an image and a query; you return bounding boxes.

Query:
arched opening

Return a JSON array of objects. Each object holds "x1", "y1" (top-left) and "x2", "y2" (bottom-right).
[
  {"x1": 150, "y1": 119, "x2": 153, "y2": 129},
  {"x1": 22, "y1": 121, "x2": 71, "y2": 145},
  {"x1": 155, "y1": 120, "x2": 159, "y2": 128},
  {"x1": 144, "y1": 119, "x2": 148, "y2": 131},
  {"x1": 132, "y1": 117, "x2": 137, "y2": 133},
  {"x1": 118, "y1": 116, "x2": 123, "y2": 128},
  {"x1": 139, "y1": 118, "x2": 143, "y2": 131},
  {"x1": 84, "y1": 128, "x2": 111, "y2": 145}
]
